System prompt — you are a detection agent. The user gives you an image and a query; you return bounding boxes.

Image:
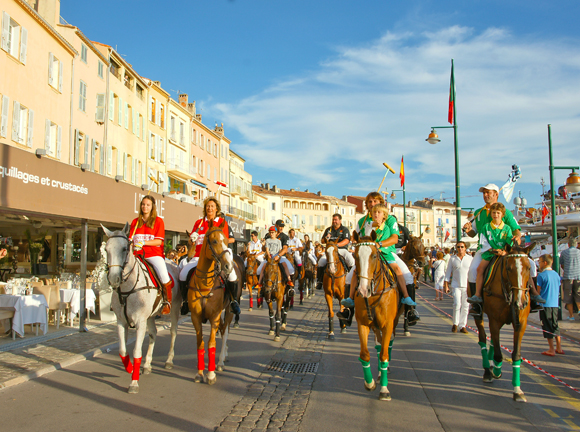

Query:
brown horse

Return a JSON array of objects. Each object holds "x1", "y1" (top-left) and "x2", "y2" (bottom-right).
[
  {"x1": 474, "y1": 243, "x2": 535, "y2": 402},
  {"x1": 353, "y1": 231, "x2": 403, "y2": 401},
  {"x1": 323, "y1": 240, "x2": 348, "y2": 339},
  {"x1": 245, "y1": 253, "x2": 260, "y2": 310},
  {"x1": 400, "y1": 234, "x2": 428, "y2": 335},
  {"x1": 262, "y1": 257, "x2": 288, "y2": 341},
  {"x1": 299, "y1": 241, "x2": 316, "y2": 303},
  {"x1": 186, "y1": 220, "x2": 236, "y2": 385}
]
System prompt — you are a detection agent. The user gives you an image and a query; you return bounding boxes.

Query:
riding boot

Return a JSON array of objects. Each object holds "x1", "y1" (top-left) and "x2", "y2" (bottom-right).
[
  {"x1": 468, "y1": 282, "x2": 483, "y2": 318},
  {"x1": 405, "y1": 283, "x2": 420, "y2": 326},
  {"x1": 180, "y1": 280, "x2": 190, "y2": 315},
  {"x1": 337, "y1": 306, "x2": 355, "y2": 327},
  {"x1": 226, "y1": 280, "x2": 241, "y2": 315},
  {"x1": 316, "y1": 266, "x2": 324, "y2": 290},
  {"x1": 161, "y1": 280, "x2": 173, "y2": 315}
]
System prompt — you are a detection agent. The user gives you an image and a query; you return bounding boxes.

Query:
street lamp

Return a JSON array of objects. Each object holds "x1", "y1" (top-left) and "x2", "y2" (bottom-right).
[
  {"x1": 426, "y1": 59, "x2": 461, "y2": 241},
  {"x1": 390, "y1": 188, "x2": 406, "y2": 228}
]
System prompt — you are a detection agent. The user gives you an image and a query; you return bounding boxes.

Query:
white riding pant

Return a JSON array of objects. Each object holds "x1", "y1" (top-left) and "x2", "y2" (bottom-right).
[
  {"x1": 307, "y1": 252, "x2": 317, "y2": 265},
  {"x1": 178, "y1": 253, "x2": 238, "y2": 282},
  {"x1": 293, "y1": 251, "x2": 302, "y2": 265},
  {"x1": 452, "y1": 286, "x2": 469, "y2": 328},
  {"x1": 257, "y1": 256, "x2": 295, "y2": 276},
  {"x1": 244, "y1": 255, "x2": 264, "y2": 266},
  {"x1": 317, "y1": 249, "x2": 355, "y2": 268},
  {"x1": 345, "y1": 253, "x2": 413, "y2": 285},
  {"x1": 468, "y1": 249, "x2": 484, "y2": 284},
  {"x1": 145, "y1": 256, "x2": 171, "y2": 284}
]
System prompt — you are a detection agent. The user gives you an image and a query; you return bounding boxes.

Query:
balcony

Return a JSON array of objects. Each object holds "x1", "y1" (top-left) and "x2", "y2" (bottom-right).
[
  {"x1": 230, "y1": 186, "x2": 241, "y2": 197},
  {"x1": 165, "y1": 192, "x2": 203, "y2": 207},
  {"x1": 224, "y1": 205, "x2": 256, "y2": 221},
  {"x1": 315, "y1": 225, "x2": 325, "y2": 231},
  {"x1": 166, "y1": 158, "x2": 196, "y2": 181}
]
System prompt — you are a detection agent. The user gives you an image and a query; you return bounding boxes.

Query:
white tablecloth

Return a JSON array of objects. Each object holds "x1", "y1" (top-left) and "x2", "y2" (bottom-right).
[
  {"x1": 0, "y1": 294, "x2": 48, "y2": 337},
  {"x1": 60, "y1": 289, "x2": 96, "y2": 315}
]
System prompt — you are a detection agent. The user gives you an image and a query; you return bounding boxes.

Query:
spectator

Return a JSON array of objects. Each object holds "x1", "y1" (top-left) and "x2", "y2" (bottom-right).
[
  {"x1": 444, "y1": 241, "x2": 473, "y2": 333},
  {"x1": 433, "y1": 251, "x2": 446, "y2": 300},
  {"x1": 560, "y1": 237, "x2": 580, "y2": 321},
  {"x1": 537, "y1": 254, "x2": 564, "y2": 356},
  {"x1": 443, "y1": 248, "x2": 451, "y2": 272}
]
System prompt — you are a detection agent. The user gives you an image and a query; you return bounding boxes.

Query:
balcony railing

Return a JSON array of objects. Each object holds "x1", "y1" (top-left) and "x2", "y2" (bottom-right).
[
  {"x1": 167, "y1": 158, "x2": 196, "y2": 179},
  {"x1": 315, "y1": 225, "x2": 325, "y2": 231},
  {"x1": 224, "y1": 205, "x2": 256, "y2": 221}
]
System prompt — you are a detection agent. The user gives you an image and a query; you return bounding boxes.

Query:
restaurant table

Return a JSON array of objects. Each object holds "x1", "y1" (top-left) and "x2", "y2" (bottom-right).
[
  {"x1": 59, "y1": 288, "x2": 96, "y2": 324},
  {"x1": 0, "y1": 294, "x2": 48, "y2": 337}
]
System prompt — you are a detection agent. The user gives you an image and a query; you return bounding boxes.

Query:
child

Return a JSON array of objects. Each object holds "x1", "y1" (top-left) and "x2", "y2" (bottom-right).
[
  {"x1": 537, "y1": 254, "x2": 564, "y2": 356},
  {"x1": 433, "y1": 251, "x2": 446, "y2": 300},
  {"x1": 342, "y1": 204, "x2": 416, "y2": 307},
  {"x1": 256, "y1": 226, "x2": 294, "y2": 289},
  {"x1": 467, "y1": 202, "x2": 513, "y2": 305}
]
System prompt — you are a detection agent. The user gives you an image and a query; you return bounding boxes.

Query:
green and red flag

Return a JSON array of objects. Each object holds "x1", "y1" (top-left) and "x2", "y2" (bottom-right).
[
  {"x1": 448, "y1": 61, "x2": 455, "y2": 125},
  {"x1": 399, "y1": 155, "x2": 405, "y2": 187}
]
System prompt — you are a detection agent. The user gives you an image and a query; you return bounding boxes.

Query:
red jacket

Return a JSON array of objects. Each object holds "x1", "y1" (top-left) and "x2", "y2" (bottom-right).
[
  {"x1": 129, "y1": 217, "x2": 165, "y2": 258},
  {"x1": 191, "y1": 216, "x2": 229, "y2": 258}
]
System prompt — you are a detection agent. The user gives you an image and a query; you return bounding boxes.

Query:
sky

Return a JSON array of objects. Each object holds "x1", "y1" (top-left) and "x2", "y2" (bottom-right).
[{"x1": 60, "y1": 0, "x2": 580, "y2": 212}]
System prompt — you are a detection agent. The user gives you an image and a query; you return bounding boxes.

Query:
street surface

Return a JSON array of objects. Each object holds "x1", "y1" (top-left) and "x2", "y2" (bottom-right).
[{"x1": 1, "y1": 284, "x2": 579, "y2": 432}]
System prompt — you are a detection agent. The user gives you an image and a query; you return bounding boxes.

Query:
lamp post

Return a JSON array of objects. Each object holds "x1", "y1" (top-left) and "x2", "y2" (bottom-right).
[
  {"x1": 418, "y1": 210, "x2": 432, "y2": 242},
  {"x1": 426, "y1": 59, "x2": 461, "y2": 240},
  {"x1": 390, "y1": 188, "x2": 406, "y2": 228}
]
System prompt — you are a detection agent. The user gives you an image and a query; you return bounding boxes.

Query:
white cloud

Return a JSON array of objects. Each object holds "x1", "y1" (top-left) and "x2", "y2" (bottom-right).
[{"x1": 211, "y1": 26, "x2": 580, "y2": 192}]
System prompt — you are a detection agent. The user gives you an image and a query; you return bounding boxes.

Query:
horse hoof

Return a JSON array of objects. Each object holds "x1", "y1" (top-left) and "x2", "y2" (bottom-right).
[
  {"x1": 483, "y1": 369, "x2": 493, "y2": 383},
  {"x1": 217, "y1": 365, "x2": 224, "y2": 372},
  {"x1": 274, "y1": 336, "x2": 280, "y2": 342},
  {"x1": 233, "y1": 322, "x2": 240, "y2": 329},
  {"x1": 207, "y1": 376, "x2": 217, "y2": 386},
  {"x1": 404, "y1": 331, "x2": 411, "y2": 337},
  {"x1": 281, "y1": 324, "x2": 286, "y2": 331},
  {"x1": 341, "y1": 327, "x2": 346, "y2": 334},
  {"x1": 249, "y1": 307, "x2": 252, "y2": 311},
  {"x1": 328, "y1": 333, "x2": 335, "y2": 340},
  {"x1": 268, "y1": 330, "x2": 275, "y2": 336},
  {"x1": 194, "y1": 374, "x2": 204, "y2": 383},
  {"x1": 365, "y1": 380, "x2": 376, "y2": 392},
  {"x1": 300, "y1": 301, "x2": 303, "y2": 305},
  {"x1": 379, "y1": 392, "x2": 391, "y2": 401},
  {"x1": 492, "y1": 371, "x2": 502, "y2": 380},
  {"x1": 128, "y1": 384, "x2": 139, "y2": 394},
  {"x1": 164, "y1": 362, "x2": 173, "y2": 370},
  {"x1": 513, "y1": 392, "x2": 527, "y2": 402},
  {"x1": 143, "y1": 367, "x2": 152, "y2": 375}
]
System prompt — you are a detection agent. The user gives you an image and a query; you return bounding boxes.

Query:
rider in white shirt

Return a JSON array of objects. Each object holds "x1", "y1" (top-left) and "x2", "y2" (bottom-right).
[
  {"x1": 245, "y1": 231, "x2": 265, "y2": 265},
  {"x1": 287, "y1": 229, "x2": 303, "y2": 267}
]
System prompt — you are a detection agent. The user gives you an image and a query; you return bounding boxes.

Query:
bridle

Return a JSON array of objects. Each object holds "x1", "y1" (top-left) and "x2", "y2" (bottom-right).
[
  {"x1": 263, "y1": 260, "x2": 281, "y2": 302},
  {"x1": 192, "y1": 228, "x2": 232, "y2": 287},
  {"x1": 500, "y1": 253, "x2": 530, "y2": 307}
]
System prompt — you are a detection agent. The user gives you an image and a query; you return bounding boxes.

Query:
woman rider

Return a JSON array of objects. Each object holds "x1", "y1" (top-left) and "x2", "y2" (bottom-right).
[
  {"x1": 129, "y1": 195, "x2": 172, "y2": 314},
  {"x1": 178, "y1": 197, "x2": 241, "y2": 315}
]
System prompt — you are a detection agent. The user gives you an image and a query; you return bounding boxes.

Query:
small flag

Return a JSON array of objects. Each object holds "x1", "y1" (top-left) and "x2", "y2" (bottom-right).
[
  {"x1": 501, "y1": 164, "x2": 522, "y2": 203},
  {"x1": 525, "y1": 209, "x2": 533, "y2": 219},
  {"x1": 541, "y1": 202, "x2": 550, "y2": 225},
  {"x1": 400, "y1": 156, "x2": 405, "y2": 187},
  {"x1": 444, "y1": 229, "x2": 450, "y2": 242},
  {"x1": 448, "y1": 61, "x2": 455, "y2": 125}
]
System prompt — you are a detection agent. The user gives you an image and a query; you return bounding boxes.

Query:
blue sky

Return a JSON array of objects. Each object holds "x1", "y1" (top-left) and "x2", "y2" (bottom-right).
[{"x1": 61, "y1": 0, "x2": 580, "y2": 212}]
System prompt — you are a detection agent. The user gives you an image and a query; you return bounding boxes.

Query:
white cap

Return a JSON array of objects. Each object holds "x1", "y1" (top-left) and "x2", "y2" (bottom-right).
[{"x1": 478, "y1": 183, "x2": 500, "y2": 193}]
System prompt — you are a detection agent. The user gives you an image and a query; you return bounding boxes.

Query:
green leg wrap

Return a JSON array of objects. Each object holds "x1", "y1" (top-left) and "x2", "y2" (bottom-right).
[
  {"x1": 359, "y1": 358, "x2": 373, "y2": 384},
  {"x1": 375, "y1": 345, "x2": 381, "y2": 373},
  {"x1": 479, "y1": 341, "x2": 490, "y2": 369},
  {"x1": 379, "y1": 361, "x2": 389, "y2": 387},
  {"x1": 488, "y1": 344, "x2": 495, "y2": 363},
  {"x1": 512, "y1": 360, "x2": 522, "y2": 387},
  {"x1": 493, "y1": 360, "x2": 502, "y2": 377}
]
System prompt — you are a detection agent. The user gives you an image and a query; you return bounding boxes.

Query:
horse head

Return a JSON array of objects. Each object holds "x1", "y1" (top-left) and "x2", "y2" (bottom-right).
[
  {"x1": 503, "y1": 242, "x2": 536, "y2": 310},
  {"x1": 203, "y1": 219, "x2": 234, "y2": 277},
  {"x1": 405, "y1": 235, "x2": 428, "y2": 266},
  {"x1": 353, "y1": 230, "x2": 380, "y2": 298},
  {"x1": 101, "y1": 222, "x2": 131, "y2": 288},
  {"x1": 263, "y1": 257, "x2": 281, "y2": 300},
  {"x1": 325, "y1": 240, "x2": 341, "y2": 275},
  {"x1": 246, "y1": 253, "x2": 258, "y2": 275}
]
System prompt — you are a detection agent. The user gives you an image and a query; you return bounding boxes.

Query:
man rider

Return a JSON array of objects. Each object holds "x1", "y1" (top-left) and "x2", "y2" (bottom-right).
[
  {"x1": 274, "y1": 220, "x2": 295, "y2": 291},
  {"x1": 316, "y1": 214, "x2": 355, "y2": 290},
  {"x1": 246, "y1": 230, "x2": 265, "y2": 264},
  {"x1": 287, "y1": 228, "x2": 304, "y2": 269}
]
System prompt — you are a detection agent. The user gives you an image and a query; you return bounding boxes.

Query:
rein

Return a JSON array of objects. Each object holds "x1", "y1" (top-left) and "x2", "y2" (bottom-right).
[{"x1": 487, "y1": 253, "x2": 530, "y2": 305}]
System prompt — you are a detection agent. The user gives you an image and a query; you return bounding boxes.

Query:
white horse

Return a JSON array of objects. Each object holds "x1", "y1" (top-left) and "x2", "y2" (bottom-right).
[{"x1": 102, "y1": 223, "x2": 181, "y2": 394}]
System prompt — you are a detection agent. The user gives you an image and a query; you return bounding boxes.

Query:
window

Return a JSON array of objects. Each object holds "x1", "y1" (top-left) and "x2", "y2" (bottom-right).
[
  {"x1": 44, "y1": 119, "x2": 62, "y2": 158},
  {"x1": 98, "y1": 60, "x2": 104, "y2": 79},
  {"x1": 159, "y1": 104, "x2": 165, "y2": 128},
  {"x1": 179, "y1": 122, "x2": 184, "y2": 145},
  {"x1": 149, "y1": 133, "x2": 156, "y2": 159},
  {"x1": 198, "y1": 159, "x2": 204, "y2": 177},
  {"x1": 149, "y1": 97, "x2": 155, "y2": 123},
  {"x1": 73, "y1": 130, "x2": 85, "y2": 166},
  {"x1": 1, "y1": 13, "x2": 27, "y2": 63},
  {"x1": 110, "y1": 59, "x2": 120, "y2": 79},
  {"x1": 48, "y1": 53, "x2": 63, "y2": 92},
  {"x1": 124, "y1": 103, "x2": 130, "y2": 129},
  {"x1": 11, "y1": 101, "x2": 33, "y2": 147},
  {"x1": 95, "y1": 93, "x2": 105, "y2": 122},
  {"x1": 79, "y1": 81, "x2": 87, "y2": 112},
  {"x1": 170, "y1": 116, "x2": 176, "y2": 141},
  {"x1": 117, "y1": 96, "x2": 123, "y2": 125},
  {"x1": 136, "y1": 84, "x2": 144, "y2": 101},
  {"x1": 271, "y1": 202, "x2": 276, "y2": 211},
  {"x1": 214, "y1": 143, "x2": 218, "y2": 157},
  {"x1": 0, "y1": 95, "x2": 9, "y2": 138},
  {"x1": 158, "y1": 137, "x2": 165, "y2": 163},
  {"x1": 207, "y1": 163, "x2": 210, "y2": 179},
  {"x1": 81, "y1": 43, "x2": 88, "y2": 63}
]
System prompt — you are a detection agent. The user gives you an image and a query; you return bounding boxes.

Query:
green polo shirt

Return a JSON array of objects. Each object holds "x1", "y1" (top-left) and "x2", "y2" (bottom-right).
[
  {"x1": 360, "y1": 215, "x2": 398, "y2": 262},
  {"x1": 481, "y1": 222, "x2": 514, "y2": 260},
  {"x1": 473, "y1": 206, "x2": 520, "y2": 249}
]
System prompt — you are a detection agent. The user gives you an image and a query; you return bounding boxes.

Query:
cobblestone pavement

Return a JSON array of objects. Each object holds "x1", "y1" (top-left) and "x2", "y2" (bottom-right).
[
  {"x1": 0, "y1": 315, "x2": 182, "y2": 389},
  {"x1": 216, "y1": 295, "x2": 329, "y2": 432}
]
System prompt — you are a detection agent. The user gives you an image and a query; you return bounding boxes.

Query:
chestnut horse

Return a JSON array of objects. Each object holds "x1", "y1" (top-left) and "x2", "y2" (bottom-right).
[
  {"x1": 474, "y1": 243, "x2": 535, "y2": 402},
  {"x1": 299, "y1": 240, "x2": 316, "y2": 303},
  {"x1": 353, "y1": 231, "x2": 403, "y2": 401},
  {"x1": 245, "y1": 253, "x2": 260, "y2": 310},
  {"x1": 323, "y1": 240, "x2": 348, "y2": 339},
  {"x1": 262, "y1": 257, "x2": 289, "y2": 341}
]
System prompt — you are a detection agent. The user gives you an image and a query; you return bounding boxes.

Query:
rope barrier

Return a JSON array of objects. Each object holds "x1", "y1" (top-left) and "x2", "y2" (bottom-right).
[{"x1": 416, "y1": 281, "x2": 580, "y2": 396}]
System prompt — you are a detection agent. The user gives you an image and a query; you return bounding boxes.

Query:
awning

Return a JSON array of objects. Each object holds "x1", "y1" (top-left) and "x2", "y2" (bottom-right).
[{"x1": 190, "y1": 179, "x2": 208, "y2": 189}]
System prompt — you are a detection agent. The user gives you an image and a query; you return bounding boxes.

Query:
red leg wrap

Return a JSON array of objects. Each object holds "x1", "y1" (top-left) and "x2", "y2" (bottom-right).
[
  {"x1": 291, "y1": 297, "x2": 294, "y2": 307},
  {"x1": 120, "y1": 354, "x2": 133, "y2": 373},
  {"x1": 131, "y1": 357, "x2": 142, "y2": 381},
  {"x1": 197, "y1": 349, "x2": 205, "y2": 371},
  {"x1": 208, "y1": 347, "x2": 216, "y2": 372},
  {"x1": 250, "y1": 297, "x2": 254, "y2": 308}
]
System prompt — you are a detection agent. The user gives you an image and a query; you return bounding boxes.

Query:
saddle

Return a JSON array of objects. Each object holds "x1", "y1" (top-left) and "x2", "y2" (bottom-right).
[{"x1": 135, "y1": 253, "x2": 174, "y2": 314}]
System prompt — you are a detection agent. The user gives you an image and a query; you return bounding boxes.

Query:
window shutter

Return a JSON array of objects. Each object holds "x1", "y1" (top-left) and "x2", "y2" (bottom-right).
[
  {"x1": 148, "y1": 96, "x2": 153, "y2": 121},
  {"x1": 118, "y1": 97, "x2": 122, "y2": 125},
  {"x1": 124, "y1": 103, "x2": 129, "y2": 129},
  {"x1": 48, "y1": 52, "x2": 54, "y2": 86},
  {"x1": 131, "y1": 158, "x2": 136, "y2": 184},
  {"x1": 158, "y1": 136, "x2": 164, "y2": 162},
  {"x1": 1, "y1": 12, "x2": 9, "y2": 52},
  {"x1": 56, "y1": 125, "x2": 62, "y2": 159},
  {"x1": 135, "y1": 112, "x2": 140, "y2": 138},
  {"x1": 26, "y1": 109, "x2": 34, "y2": 147},
  {"x1": 58, "y1": 61, "x2": 63, "y2": 92},
  {"x1": 141, "y1": 162, "x2": 145, "y2": 187},
  {"x1": 123, "y1": 153, "x2": 127, "y2": 180},
  {"x1": 91, "y1": 140, "x2": 97, "y2": 171},
  {"x1": 116, "y1": 151, "x2": 121, "y2": 177},
  {"x1": 107, "y1": 146, "x2": 112, "y2": 175},
  {"x1": 84, "y1": 134, "x2": 90, "y2": 164},
  {"x1": 108, "y1": 91, "x2": 114, "y2": 120},
  {"x1": 95, "y1": 93, "x2": 105, "y2": 122},
  {"x1": 74, "y1": 130, "x2": 80, "y2": 165},
  {"x1": 45, "y1": 119, "x2": 51, "y2": 153},
  {"x1": 0, "y1": 95, "x2": 8, "y2": 138},
  {"x1": 11, "y1": 101, "x2": 20, "y2": 142},
  {"x1": 155, "y1": 103, "x2": 161, "y2": 127},
  {"x1": 19, "y1": 27, "x2": 27, "y2": 64},
  {"x1": 132, "y1": 110, "x2": 136, "y2": 134},
  {"x1": 99, "y1": 145, "x2": 105, "y2": 174},
  {"x1": 141, "y1": 114, "x2": 145, "y2": 140}
]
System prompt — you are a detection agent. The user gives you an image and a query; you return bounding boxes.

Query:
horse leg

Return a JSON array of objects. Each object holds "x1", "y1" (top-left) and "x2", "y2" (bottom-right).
[
  {"x1": 274, "y1": 298, "x2": 282, "y2": 342},
  {"x1": 281, "y1": 291, "x2": 291, "y2": 330},
  {"x1": 248, "y1": 282, "x2": 253, "y2": 310},
  {"x1": 378, "y1": 315, "x2": 395, "y2": 401},
  {"x1": 164, "y1": 299, "x2": 180, "y2": 369},
  {"x1": 142, "y1": 317, "x2": 157, "y2": 375},
  {"x1": 474, "y1": 317, "x2": 492, "y2": 383},
  {"x1": 325, "y1": 291, "x2": 335, "y2": 340},
  {"x1": 358, "y1": 324, "x2": 375, "y2": 391},
  {"x1": 128, "y1": 319, "x2": 148, "y2": 394},
  {"x1": 489, "y1": 320, "x2": 503, "y2": 380},
  {"x1": 217, "y1": 325, "x2": 229, "y2": 372},
  {"x1": 117, "y1": 321, "x2": 133, "y2": 374},
  {"x1": 206, "y1": 315, "x2": 219, "y2": 385},
  {"x1": 192, "y1": 314, "x2": 205, "y2": 383},
  {"x1": 267, "y1": 300, "x2": 275, "y2": 336},
  {"x1": 512, "y1": 312, "x2": 528, "y2": 402}
]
